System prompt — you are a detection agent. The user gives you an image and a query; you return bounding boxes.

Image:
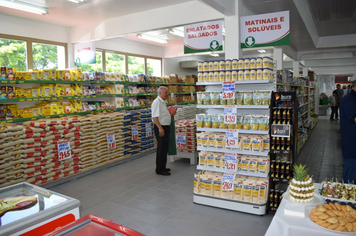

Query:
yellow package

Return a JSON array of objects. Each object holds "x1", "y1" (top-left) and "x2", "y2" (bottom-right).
[
  {"x1": 251, "y1": 135, "x2": 262, "y2": 152},
  {"x1": 14, "y1": 87, "x2": 22, "y2": 99},
  {"x1": 206, "y1": 152, "x2": 214, "y2": 168},
  {"x1": 43, "y1": 70, "x2": 51, "y2": 80},
  {"x1": 56, "y1": 84, "x2": 65, "y2": 97},
  {"x1": 244, "y1": 183, "x2": 252, "y2": 202},
  {"x1": 32, "y1": 87, "x2": 40, "y2": 98},
  {"x1": 24, "y1": 72, "x2": 31, "y2": 80},
  {"x1": 23, "y1": 108, "x2": 33, "y2": 118},
  {"x1": 199, "y1": 152, "x2": 207, "y2": 167},
  {"x1": 57, "y1": 70, "x2": 65, "y2": 81},
  {"x1": 32, "y1": 106, "x2": 42, "y2": 117},
  {"x1": 62, "y1": 102, "x2": 72, "y2": 113},
  {"x1": 208, "y1": 133, "x2": 216, "y2": 148},
  {"x1": 42, "y1": 85, "x2": 52, "y2": 97},
  {"x1": 201, "y1": 133, "x2": 209, "y2": 148},
  {"x1": 196, "y1": 133, "x2": 202, "y2": 147},
  {"x1": 76, "y1": 84, "x2": 83, "y2": 96},
  {"x1": 252, "y1": 185, "x2": 260, "y2": 203},
  {"x1": 49, "y1": 84, "x2": 56, "y2": 97},
  {"x1": 50, "y1": 103, "x2": 58, "y2": 115},
  {"x1": 30, "y1": 71, "x2": 38, "y2": 80},
  {"x1": 70, "y1": 69, "x2": 76, "y2": 81},
  {"x1": 214, "y1": 153, "x2": 223, "y2": 169},
  {"x1": 215, "y1": 134, "x2": 225, "y2": 149},
  {"x1": 64, "y1": 85, "x2": 72, "y2": 96},
  {"x1": 56, "y1": 102, "x2": 65, "y2": 114},
  {"x1": 64, "y1": 70, "x2": 71, "y2": 81},
  {"x1": 37, "y1": 71, "x2": 43, "y2": 80},
  {"x1": 249, "y1": 157, "x2": 258, "y2": 172},
  {"x1": 234, "y1": 181, "x2": 243, "y2": 201},
  {"x1": 6, "y1": 104, "x2": 18, "y2": 118},
  {"x1": 17, "y1": 109, "x2": 24, "y2": 118},
  {"x1": 25, "y1": 89, "x2": 32, "y2": 98},
  {"x1": 242, "y1": 135, "x2": 252, "y2": 151},
  {"x1": 50, "y1": 70, "x2": 56, "y2": 80},
  {"x1": 42, "y1": 102, "x2": 51, "y2": 116},
  {"x1": 107, "y1": 85, "x2": 116, "y2": 95},
  {"x1": 74, "y1": 100, "x2": 83, "y2": 112}
]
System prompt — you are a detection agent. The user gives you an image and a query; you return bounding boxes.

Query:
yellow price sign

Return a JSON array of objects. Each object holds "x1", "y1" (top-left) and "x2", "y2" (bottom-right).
[
  {"x1": 10, "y1": 81, "x2": 15, "y2": 83},
  {"x1": 33, "y1": 99, "x2": 38, "y2": 101},
  {"x1": 1, "y1": 81, "x2": 6, "y2": 83},
  {"x1": 31, "y1": 118, "x2": 36, "y2": 120},
  {"x1": 19, "y1": 99, "x2": 25, "y2": 102},
  {"x1": 19, "y1": 81, "x2": 24, "y2": 83},
  {"x1": 7, "y1": 120, "x2": 13, "y2": 123}
]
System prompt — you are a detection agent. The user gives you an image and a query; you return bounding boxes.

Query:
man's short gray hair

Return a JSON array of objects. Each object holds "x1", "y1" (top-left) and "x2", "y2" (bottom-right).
[{"x1": 158, "y1": 86, "x2": 168, "y2": 94}]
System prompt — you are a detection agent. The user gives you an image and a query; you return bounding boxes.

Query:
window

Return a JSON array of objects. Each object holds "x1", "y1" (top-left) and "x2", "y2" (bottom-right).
[
  {"x1": 32, "y1": 42, "x2": 65, "y2": 70},
  {"x1": 78, "y1": 51, "x2": 103, "y2": 72},
  {"x1": 128, "y1": 56, "x2": 145, "y2": 75},
  {"x1": 106, "y1": 52, "x2": 125, "y2": 73},
  {"x1": 147, "y1": 58, "x2": 161, "y2": 76},
  {"x1": 0, "y1": 38, "x2": 27, "y2": 71}
]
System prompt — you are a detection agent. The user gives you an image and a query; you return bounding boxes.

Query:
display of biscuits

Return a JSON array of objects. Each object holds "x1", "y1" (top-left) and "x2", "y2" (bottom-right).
[{"x1": 309, "y1": 202, "x2": 356, "y2": 232}]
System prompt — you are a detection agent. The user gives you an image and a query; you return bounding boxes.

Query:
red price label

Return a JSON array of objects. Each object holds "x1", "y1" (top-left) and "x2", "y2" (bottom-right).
[
  {"x1": 226, "y1": 139, "x2": 235, "y2": 147},
  {"x1": 107, "y1": 132, "x2": 116, "y2": 149},
  {"x1": 223, "y1": 91, "x2": 234, "y2": 99},
  {"x1": 58, "y1": 150, "x2": 71, "y2": 160},
  {"x1": 225, "y1": 162, "x2": 236, "y2": 171},
  {"x1": 222, "y1": 181, "x2": 233, "y2": 190},
  {"x1": 57, "y1": 139, "x2": 72, "y2": 161},
  {"x1": 224, "y1": 115, "x2": 236, "y2": 123}
]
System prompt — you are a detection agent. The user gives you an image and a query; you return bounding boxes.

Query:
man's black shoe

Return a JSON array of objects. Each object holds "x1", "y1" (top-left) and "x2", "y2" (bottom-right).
[
  {"x1": 156, "y1": 170, "x2": 171, "y2": 176},
  {"x1": 165, "y1": 168, "x2": 171, "y2": 171}
]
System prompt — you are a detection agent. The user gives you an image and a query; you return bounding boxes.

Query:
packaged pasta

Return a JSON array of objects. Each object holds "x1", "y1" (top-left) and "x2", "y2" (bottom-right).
[
  {"x1": 258, "y1": 158, "x2": 269, "y2": 173},
  {"x1": 196, "y1": 114, "x2": 204, "y2": 128},
  {"x1": 205, "y1": 179, "x2": 213, "y2": 196},
  {"x1": 197, "y1": 92, "x2": 204, "y2": 105},
  {"x1": 243, "y1": 115, "x2": 251, "y2": 130},
  {"x1": 203, "y1": 114, "x2": 212, "y2": 128},
  {"x1": 244, "y1": 183, "x2": 252, "y2": 202},
  {"x1": 244, "y1": 91, "x2": 253, "y2": 105},
  {"x1": 209, "y1": 134, "x2": 216, "y2": 148},
  {"x1": 251, "y1": 115, "x2": 259, "y2": 131},
  {"x1": 234, "y1": 180, "x2": 243, "y2": 201},
  {"x1": 210, "y1": 92, "x2": 220, "y2": 105},
  {"x1": 196, "y1": 133, "x2": 202, "y2": 147},
  {"x1": 252, "y1": 185, "x2": 260, "y2": 203},
  {"x1": 211, "y1": 114, "x2": 220, "y2": 128},
  {"x1": 261, "y1": 90, "x2": 271, "y2": 105},
  {"x1": 219, "y1": 93, "x2": 227, "y2": 105},
  {"x1": 213, "y1": 178, "x2": 221, "y2": 197},
  {"x1": 215, "y1": 134, "x2": 225, "y2": 149},
  {"x1": 199, "y1": 152, "x2": 207, "y2": 166},
  {"x1": 236, "y1": 114, "x2": 243, "y2": 129},
  {"x1": 235, "y1": 92, "x2": 244, "y2": 105},
  {"x1": 219, "y1": 115, "x2": 227, "y2": 129},
  {"x1": 253, "y1": 91, "x2": 262, "y2": 105},
  {"x1": 242, "y1": 135, "x2": 252, "y2": 151},
  {"x1": 241, "y1": 155, "x2": 249, "y2": 172},
  {"x1": 203, "y1": 92, "x2": 211, "y2": 105},
  {"x1": 262, "y1": 136, "x2": 270, "y2": 152},
  {"x1": 206, "y1": 152, "x2": 215, "y2": 167},
  {"x1": 249, "y1": 157, "x2": 258, "y2": 172},
  {"x1": 214, "y1": 153, "x2": 223, "y2": 168},
  {"x1": 194, "y1": 174, "x2": 199, "y2": 193},
  {"x1": 251, "y1": 135, "x2": 263, "y2": 152},
  {"x1": 259, "y1": 183, "x2": 267, "y2": 203},
  {"x1": 259, "y1": 115, "x2": 269, "y2": 131},
  {"x1": 201, "y1": 133, "x2": 209, "y2": 148}
]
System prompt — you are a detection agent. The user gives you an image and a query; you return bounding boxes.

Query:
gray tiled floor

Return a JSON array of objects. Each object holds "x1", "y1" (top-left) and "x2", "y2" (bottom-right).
[{"x1": 48, "y1": 115, "x2": 340, "y2": 236}]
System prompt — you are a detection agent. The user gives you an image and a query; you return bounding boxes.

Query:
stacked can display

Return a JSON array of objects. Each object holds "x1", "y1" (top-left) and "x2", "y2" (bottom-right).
[
  {"x1": 175, "y1": 119, "x2": 197, "y2": 153},
  {"x1": 139, "y1": 109, "x2": 154, "y2": 152},
  {"x1": 197, "y1": 57, "x2": 274, "y2": 82}
]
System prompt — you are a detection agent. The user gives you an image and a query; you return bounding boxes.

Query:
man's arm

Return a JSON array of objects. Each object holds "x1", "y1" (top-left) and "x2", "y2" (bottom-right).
[{"x1": 153, "y1": 117, "x2": 164, "y2": 137}]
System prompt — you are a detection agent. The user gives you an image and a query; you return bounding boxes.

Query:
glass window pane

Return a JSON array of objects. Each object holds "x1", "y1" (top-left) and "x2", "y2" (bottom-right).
[
  {"x1": 78, "y1": 51, "x2": 103, "y2": 72},
  {"x1": 0, "y1": 38, "x2": 27, "y2": 71},
  {"x1": 147, "y1": 58, "x2": 161, "y2": 76},
  {"x1": 128, "y1": 56, "x2": 144, "y2": 75},
  {"x1": 32, "y1": 42, "x2": 65, "y2": 70},
  {"x1": 105, "y1": 52, "x2": 125, "y2": 73}
]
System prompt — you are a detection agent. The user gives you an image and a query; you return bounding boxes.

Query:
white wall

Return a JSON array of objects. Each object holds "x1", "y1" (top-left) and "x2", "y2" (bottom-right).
[{"x1": 0, "y1": 13, "x2": 68, "y2": 43}]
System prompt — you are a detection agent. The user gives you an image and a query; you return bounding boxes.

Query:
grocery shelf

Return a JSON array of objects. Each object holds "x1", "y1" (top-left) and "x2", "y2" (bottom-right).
[
  {"x1": 0, "y1": 80, "x2": 196, "y2": 86},
  {"x1": 0, "y1": 93, "x2": 197, "y2": 103},
  {"x1": 277, "y1": 83, "x2": 309, "y2": 87},
  {"x1": 197, "y1": 127, "x2": 269, "y2": 135},
  {"x1": 196, "y1": 105, "x2": 269, "y2": 109},
  {"x1": 196, "y1": 166, "x2": 268, "y2": 178},
  {"x1": 197, "y1": 147, "x2": 268, "y2": 156},
  {"x1": 196, "y1": 80, "x2": 271, "y2": 86},
  {"x1": 0, "y1": 101, "x2": 196, "y2": 123},
  {"x1": 193, "y1": 193, "x2": 266, "y2": 215}
]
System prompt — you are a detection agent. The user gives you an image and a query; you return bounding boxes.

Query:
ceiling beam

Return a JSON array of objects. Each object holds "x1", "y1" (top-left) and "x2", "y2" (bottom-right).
[{"x1": 198, "y1": 0, "x2": 235, "y2": 16}]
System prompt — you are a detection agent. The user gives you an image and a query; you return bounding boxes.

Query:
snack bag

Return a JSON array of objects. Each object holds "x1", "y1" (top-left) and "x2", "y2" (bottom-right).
[
  {"x1": 210, "y1": 92, "x2": 220, "y2": 105},
  {"x1": 215, "y1": 134, "x2": 225, "y2": 149},
  {"x1": 243, "y1": 115, "x2": 251, "y2": 130},
  {"x1": 261, "y1": 90, "x2": 271, "y2": 105},
  {"x1": 242, "y1": 135, "x2": 252, "y2": 151},
  {"x1": 42, "y1": 86, "x2": 51, "y2": 97},
  {"x1": 236, "y1": 114, "x2": 243, "y2": 129},
  {"x1": 211, "y1": 114, "x2": 220, "y2": 128},
  {"x1": 203, "y1": 114, "x2": 212, "y2": 128},
  {"x1": 259, "y1": 115, "x2": 269, "y2": 131},
  {"x1": 56, "y1": 84, "x2": 65, "y2": 97},
  {"x1": 253, "y1": 91, "x2": 262, "y2": 105},
  {"x1": 208, "y1": 133, "x2": 216, "y2": 148},
  {"x1": 235, "y1": 92, "x2": 244, "y2": 105},
  {"x1": 62, "y1": 102, "x2": 72, "y2": 113},
  {"x1": 219, "y1": 93, "x2": 227, "y2": 105},
  {"x1": 251, "y1": 115, "x2": 259, "y2": 131},
  {"x1": 64, "y1": 85, "x2": 72, "y2": 96},
  {"x1": 203, "y1": 92, "x2": 211, "y2": 105},
  {"x1": 219, "y1": 114, "x2": 227, "y2": 129},
  {"x1": 244, "y1": 91, "x2": 253, "y2": 105}
]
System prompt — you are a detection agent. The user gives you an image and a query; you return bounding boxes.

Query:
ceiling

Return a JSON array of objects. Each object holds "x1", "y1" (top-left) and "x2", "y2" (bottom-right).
[{"x1": 0, "y1": 0, "x2": 355, "y2": 75}]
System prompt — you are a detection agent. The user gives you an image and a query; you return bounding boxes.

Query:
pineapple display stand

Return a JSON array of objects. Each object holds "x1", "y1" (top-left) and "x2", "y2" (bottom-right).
[
  {"x1": 288, "y1": 164, "x2": 315, "y2": 202},
  {"x1": 268, "y1": 92, "x2": 298, "y2": 211}
]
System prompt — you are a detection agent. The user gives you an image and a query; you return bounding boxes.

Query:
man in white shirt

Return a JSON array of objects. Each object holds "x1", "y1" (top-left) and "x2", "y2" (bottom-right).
[{"x1": 151, "y1": 86, "x2": 172, "y2": 176}]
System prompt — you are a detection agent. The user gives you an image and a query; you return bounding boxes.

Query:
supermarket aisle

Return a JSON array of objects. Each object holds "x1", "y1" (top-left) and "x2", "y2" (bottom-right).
[
  {"x1": 48, "y1": 153, "x2": 274, "y2": 236},
  {"x1": 296, "y1": 116, "x2": 344, "y2": 183}
]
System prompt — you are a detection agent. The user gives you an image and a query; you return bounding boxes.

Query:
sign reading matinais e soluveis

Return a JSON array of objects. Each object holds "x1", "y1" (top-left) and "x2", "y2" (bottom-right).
[
  {"x1": 184, "y1": 20, "x2": 223, "y2": 54},
  {"x1": 240, "y1": 11, "x2": 289, "y2": 48},
  {"x1": 74, "y1": 41, "x2": 96, "y2": 66}
]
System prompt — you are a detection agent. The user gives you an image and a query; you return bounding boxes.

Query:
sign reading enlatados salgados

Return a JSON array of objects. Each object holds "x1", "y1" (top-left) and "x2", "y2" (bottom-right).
[
  {"x1": 184, "y1": 20, "x2": 223, "y2": 54},
  {"x1": 240, "y1": 11, "x2": 289, "y2": 48}
]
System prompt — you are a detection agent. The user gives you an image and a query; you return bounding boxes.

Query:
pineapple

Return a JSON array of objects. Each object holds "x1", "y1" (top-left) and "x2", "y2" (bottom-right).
[
  {"x1": 293, "y1": 164, "x2": 308, "y2": 182},
  {"x1": 289, "y1": 164, "x2": 315, "y2": 202}
]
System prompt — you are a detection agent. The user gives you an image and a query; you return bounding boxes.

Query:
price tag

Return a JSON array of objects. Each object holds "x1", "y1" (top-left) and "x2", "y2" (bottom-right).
[
  {"x1": 191, "y1": 92, "x2": 194, "y2": 100},
  {"x1": 176, "y1": 132, "x2": 186, "y2": 149},
  {"x1": 225, "y1": 130, "x2": 239, "y2": 149},
  {"x1": 131, "y1": 125, "x2": 138, "y2": 140},
  {"x1": 222, "y1": 81, "x2": 235, "y2": 100},
  {"x1": 222, "y1": 173, "x2": 235, "y2": 191},
  {"x1": 224, "y1": 153, "x2": 237, "y2": 171},
  {"x1": 57, "y1": 139, "x2": 72, "y2": 161},
  {"x1": 145, "y1": 123, "x2": 152, "y2": 137},
  {"x1": 170, "y1": 93, "x2": 174, "y2": 101},
  {"x1": 106, "y1": 132, "x2": 116, "y2": 149},
  {"x1": 271, "y1": 124, "x2": 291, "y2": 137},
  {"x1": 224, "y1": 105, "x2": 237, "y2": 124}
]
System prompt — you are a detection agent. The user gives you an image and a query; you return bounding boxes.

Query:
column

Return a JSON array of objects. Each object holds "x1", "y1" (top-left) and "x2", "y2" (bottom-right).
[
  {"x1": 224, "y1": 0, "x2": 241, "y2": 59},
  {"x1": 293, "y1": 61, "x2": 300, "y2": 77},
  {"x1": 273, "y1": 47, "x2": 283, "y2": 70}
]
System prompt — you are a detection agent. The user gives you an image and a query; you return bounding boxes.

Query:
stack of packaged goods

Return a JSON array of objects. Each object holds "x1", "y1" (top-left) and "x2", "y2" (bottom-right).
[
  {"x1": 175, "y1": 119, "x2": 197, "y2": 153},
  {"x1": 123, "y1": 111, "x2": 141, "y2": 157},
  {"x1": 175, "y1": 105, "x2": 197, "y2": 121},
  {"x1": 0, "y1": 118, "x2": 82, "y2": 187},
  {"x1": 139, "y1": 109, "x2": 154, "y2": 152},
  {"x1": 0, "y1": 124, "x2": 27, "y2": 187}
]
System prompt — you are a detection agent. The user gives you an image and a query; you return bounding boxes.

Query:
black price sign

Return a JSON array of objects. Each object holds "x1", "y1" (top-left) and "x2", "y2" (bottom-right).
[{"x1": 271, "y1": 124, "x2": 291, "y2": 138}]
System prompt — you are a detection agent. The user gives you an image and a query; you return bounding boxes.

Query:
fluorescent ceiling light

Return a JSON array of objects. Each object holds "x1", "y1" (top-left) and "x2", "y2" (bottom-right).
[
  {"x1": 169, "y1": 28, "x2": 184, "y2": 37},
  {"x1": 210, "y1": 53, "x2": 219, "y2": 57},
  {"x1": 67, "y1": 0, "x2": 86, "y2": 3},
  {"x1": 258, "y1": 50, "x2": 266, "y2": 53},
  {"x1": 0, "y1": 0, "x2": 48, "y2": 15},
  {"x1": 136, "y1": 34, "x2": 168, "y2": 44}
]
